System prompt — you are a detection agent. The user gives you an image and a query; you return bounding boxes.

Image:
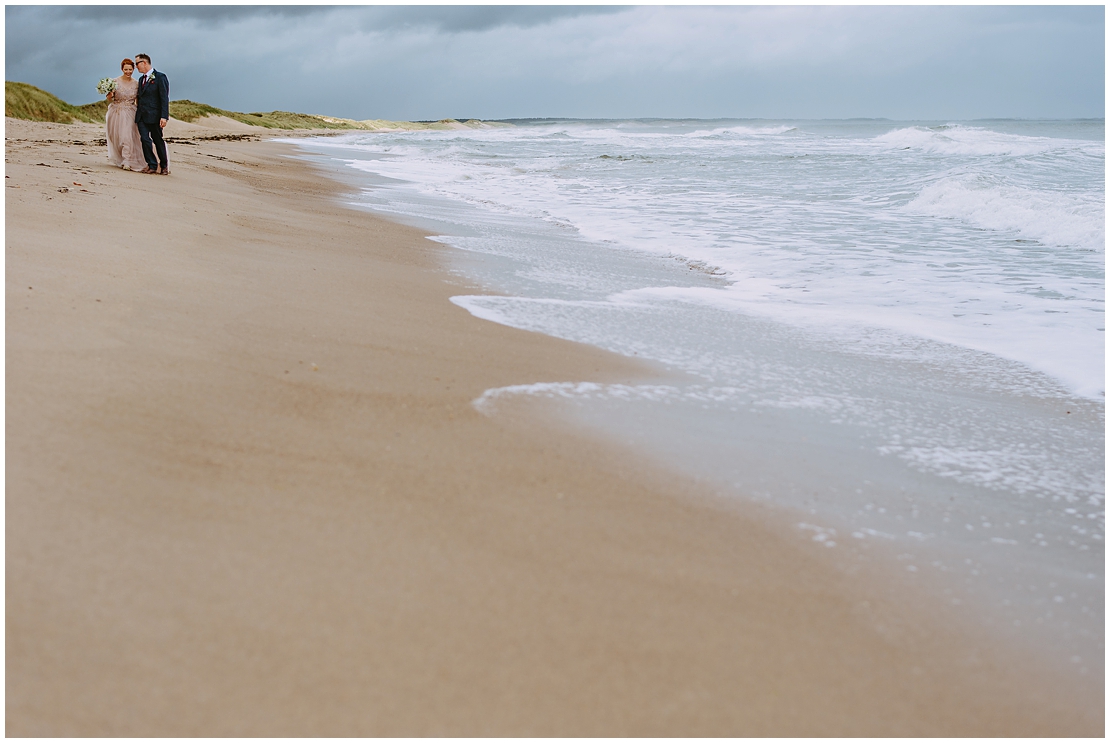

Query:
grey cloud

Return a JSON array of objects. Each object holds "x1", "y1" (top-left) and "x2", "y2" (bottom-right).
[
  {"x1": 12, "y1": 5, "x2": 626, "y2": 31},
  {"x1": 4, "y1": 5, "x2": 1103, "y2": 120},
  {"x1": 17, "y1": 5, "x2": 328, "y2": 25},
  {"x1": 5, "y1": 4, "x2": 630, "y2": 74},
  {"x1": 351, "y1": 6, "x2": 628, "y2": 33},
  {"x1": 7, "y1": 5, "x2": 317, "y2": 30}
]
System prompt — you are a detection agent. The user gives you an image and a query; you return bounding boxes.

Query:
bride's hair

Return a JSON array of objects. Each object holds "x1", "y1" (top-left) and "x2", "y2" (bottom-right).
[{"x1": 121, "y1": 58, "x2": 134, "y2": 70}]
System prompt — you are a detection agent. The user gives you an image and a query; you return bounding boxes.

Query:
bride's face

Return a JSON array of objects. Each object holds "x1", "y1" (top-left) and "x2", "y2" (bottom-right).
[{"x1": 122, "y1": 64, "x2": 134, "y2": 78}]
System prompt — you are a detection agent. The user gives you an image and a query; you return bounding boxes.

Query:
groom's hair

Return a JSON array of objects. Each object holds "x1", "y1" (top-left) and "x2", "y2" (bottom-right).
[{"x1": 135, "y1": 53, "x2": 151, "y2": 64}]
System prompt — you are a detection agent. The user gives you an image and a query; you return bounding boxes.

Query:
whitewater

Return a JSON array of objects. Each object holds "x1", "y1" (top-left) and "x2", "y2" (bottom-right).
[{"x1": 290, "y1": 118, "x2": 1104, "y2": 671}]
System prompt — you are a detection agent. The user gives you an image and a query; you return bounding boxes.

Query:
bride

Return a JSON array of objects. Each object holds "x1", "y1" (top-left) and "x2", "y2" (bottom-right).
[{"x1": 104, "y1": 58, "x2": 147, "y2": 171}]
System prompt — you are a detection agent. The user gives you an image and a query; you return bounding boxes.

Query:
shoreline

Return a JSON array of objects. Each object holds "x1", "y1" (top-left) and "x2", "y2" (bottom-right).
[
  {"x1": 289, "y1": 127, "x2": 1104, "y2": 676},
  {"x1": 5, "y1": 117, "x2": 1102, "y2": 735}
]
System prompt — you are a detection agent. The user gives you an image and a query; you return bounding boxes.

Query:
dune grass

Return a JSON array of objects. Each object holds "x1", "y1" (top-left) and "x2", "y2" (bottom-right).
[
  {"x1": 167, "y1": 99, "x2": 368, "y2": 130},
  {"x1": 5, "y1": 81, "x2": 105, "y2": 124},
  {"x1": 6, "y1": 81, "x2": 506, "y2": 131}
]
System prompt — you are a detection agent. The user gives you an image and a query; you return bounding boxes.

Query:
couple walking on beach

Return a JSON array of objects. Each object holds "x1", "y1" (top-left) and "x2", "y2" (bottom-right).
[{"x1": 104, "y1": 54, "x2": 170, "y2": 174}]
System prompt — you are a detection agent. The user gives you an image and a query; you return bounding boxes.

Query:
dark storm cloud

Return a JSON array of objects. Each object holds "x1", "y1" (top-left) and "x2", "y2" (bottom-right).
[
  {"x1": 6, "y1": 5, "x2": 629, "y2": 77},
  {"x1": 47, "y1": 5, "x2": 325, "y2": 24},
  {"x1": 11, "y1": 5, "x2": 624, "y2": 33}
]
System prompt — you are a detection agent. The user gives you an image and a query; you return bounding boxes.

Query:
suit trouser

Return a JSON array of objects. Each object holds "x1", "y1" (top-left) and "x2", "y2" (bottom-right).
[{"x1": 136, "y1": 120, "x2": 169, "y2": 170}]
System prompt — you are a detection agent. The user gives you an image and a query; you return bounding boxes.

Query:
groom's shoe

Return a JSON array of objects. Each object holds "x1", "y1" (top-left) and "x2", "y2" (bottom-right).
[
  {"x1": 159, "y1": 168, "x2": 171, "y2": 175},
  {"x1": 140, "y1": 167, "x2": 158, "y2": 174}
]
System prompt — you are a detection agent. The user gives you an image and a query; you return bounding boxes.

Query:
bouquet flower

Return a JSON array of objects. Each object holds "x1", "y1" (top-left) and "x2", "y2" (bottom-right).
[{"x1": 96, "y1": 77, "x2": 116, "y2": 96}]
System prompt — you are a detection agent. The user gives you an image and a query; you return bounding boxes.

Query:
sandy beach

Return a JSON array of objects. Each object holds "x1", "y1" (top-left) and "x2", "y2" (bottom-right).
[{"x1": 5, "y1": 116, "x2": 1102, "y2": 736}]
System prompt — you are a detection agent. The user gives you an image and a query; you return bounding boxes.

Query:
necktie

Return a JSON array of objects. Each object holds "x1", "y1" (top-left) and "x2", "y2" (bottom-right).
[{"x1": 141, "y1": 74, "x2": 148, "y2": 88}]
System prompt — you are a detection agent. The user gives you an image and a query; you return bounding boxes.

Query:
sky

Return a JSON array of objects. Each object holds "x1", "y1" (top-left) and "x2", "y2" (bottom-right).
[{"x1": 5, "y1": 5, "x2": 1105, "y2": 121}]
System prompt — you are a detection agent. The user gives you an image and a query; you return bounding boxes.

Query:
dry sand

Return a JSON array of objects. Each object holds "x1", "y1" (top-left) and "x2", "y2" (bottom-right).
[{"x1": 5, "y1": 116, "x2": 1103, "y2": 735}]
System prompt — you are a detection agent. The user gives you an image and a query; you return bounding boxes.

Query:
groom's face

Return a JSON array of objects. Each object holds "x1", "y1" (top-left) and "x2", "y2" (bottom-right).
[{"x1": 135, "y1": 59, "x2": 150, "y2": 74}]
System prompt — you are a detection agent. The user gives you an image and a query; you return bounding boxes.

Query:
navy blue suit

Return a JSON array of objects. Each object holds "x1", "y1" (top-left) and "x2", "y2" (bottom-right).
[{"x1": 135, "y1": 69, "x2": 170, "y2": 170}]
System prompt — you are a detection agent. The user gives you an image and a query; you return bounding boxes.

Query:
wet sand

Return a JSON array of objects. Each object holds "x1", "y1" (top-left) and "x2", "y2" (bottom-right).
[{"x1": 5, "y1": 117, "x2": 1102, "y2": 735}]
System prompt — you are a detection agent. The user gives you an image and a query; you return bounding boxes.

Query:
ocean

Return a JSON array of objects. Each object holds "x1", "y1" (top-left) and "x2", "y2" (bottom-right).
[{"x1": 289, "y1": 118, "x2": 1104, "y2": 670}]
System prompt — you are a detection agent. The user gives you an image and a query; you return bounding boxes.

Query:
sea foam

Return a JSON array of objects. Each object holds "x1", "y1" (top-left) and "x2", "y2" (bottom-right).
[
  {"x1": 905, "y1": 176, "x2": 1104, "y2": 250},
  {"x1": 873, "y1": 124, "x2": 1084, "y2": 157},
  {"x1": 291, "y1": 118, "x2": 1104, "y2": 663}
]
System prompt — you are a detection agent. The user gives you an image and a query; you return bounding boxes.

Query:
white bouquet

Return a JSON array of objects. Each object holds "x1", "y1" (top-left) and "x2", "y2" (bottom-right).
[{"x1": 96, "y1": 77, "x2": 116, "y2": 96}]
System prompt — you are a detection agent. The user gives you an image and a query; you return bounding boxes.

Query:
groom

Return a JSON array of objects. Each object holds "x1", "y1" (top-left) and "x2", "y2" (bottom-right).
[{"x1": 134, "y1": 53, "x2": 170, "y2": 175}]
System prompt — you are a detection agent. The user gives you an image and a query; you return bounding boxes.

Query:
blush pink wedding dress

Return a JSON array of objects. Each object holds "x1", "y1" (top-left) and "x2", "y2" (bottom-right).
[{"x1": 105, "y1": 76, "x2": 148, "y2": 171}]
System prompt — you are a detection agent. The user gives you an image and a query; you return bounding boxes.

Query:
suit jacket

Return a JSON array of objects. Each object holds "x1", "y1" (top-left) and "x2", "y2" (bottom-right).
[{"x1": 135, "y1": 69, "x2": 169, "y2": 124}]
